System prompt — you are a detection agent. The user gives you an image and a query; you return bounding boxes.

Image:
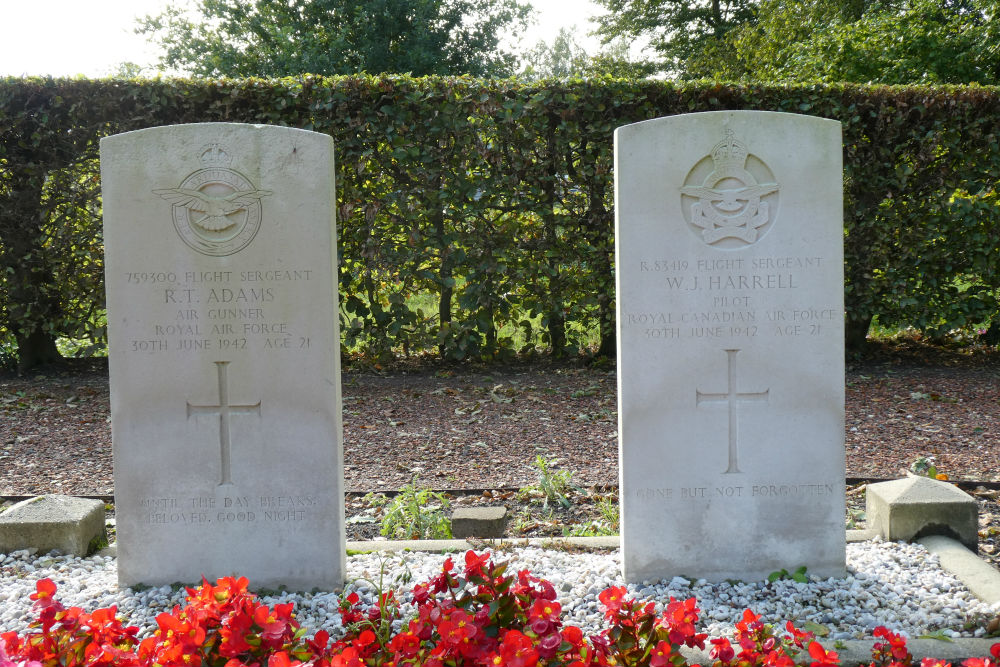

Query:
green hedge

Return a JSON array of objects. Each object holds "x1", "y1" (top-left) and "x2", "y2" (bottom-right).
[{"x1": 2, "y1": 76, "x2": 999, "y2": 369}]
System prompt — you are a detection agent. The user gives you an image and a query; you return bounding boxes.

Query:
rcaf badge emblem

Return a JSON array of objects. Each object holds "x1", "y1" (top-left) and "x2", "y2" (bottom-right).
[
  {"x1": 154, "y1": 143, "x2": 271, "y2": 256},
  {"x1": 680, "y1": 129, "x2": 779, "y2": 248}
]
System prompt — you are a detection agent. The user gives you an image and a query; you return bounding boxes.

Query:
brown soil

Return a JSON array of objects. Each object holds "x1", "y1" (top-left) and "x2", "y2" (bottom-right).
[{"x1": 1, "y1": 338, "x2": 999, "y2": 568}]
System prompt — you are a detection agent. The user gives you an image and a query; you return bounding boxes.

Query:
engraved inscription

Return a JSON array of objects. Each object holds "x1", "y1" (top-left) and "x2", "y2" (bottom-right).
[
  {"x1": 696, "y1": 349, "x2": 769, "y2": 474},
  {"x1": 187, "y1": 361, "x2": 261, "y2": 486},
  {"x1": 137, "y1": 494, "x2": 321, "y2": 524},
  {"x1": 633, "y1": 483, "x2": 836, "y2": 501},
  {"x1": 626, "y1": 254, "x2": 840, "y2": 342},
  {"x1": 680, "y1": 130, "x2": 780, "y2": 248},
  {"x1": 119, "y1": 267, "x2": 316, "y2": 354}
]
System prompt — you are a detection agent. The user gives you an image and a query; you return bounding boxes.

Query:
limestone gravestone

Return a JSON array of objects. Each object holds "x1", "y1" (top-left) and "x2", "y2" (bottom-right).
[
  {"x1": 101, "y1": 123, "x2": 345, "y2": 589},
  {"x1": 615, "y1": 111, "x2": 845, "y2": 582}
]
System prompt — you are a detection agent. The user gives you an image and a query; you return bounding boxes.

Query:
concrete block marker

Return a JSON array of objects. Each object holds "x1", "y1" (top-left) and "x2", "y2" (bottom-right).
[
  {"x1": 451, "y1": 507, "x2": 508, "y2": 539},
  {"x1": 867, "y1": 476, "x2": 979, "y2": 550},
  {"x1": 0, "y1": 495, "x2": 107, "y2": 556}
]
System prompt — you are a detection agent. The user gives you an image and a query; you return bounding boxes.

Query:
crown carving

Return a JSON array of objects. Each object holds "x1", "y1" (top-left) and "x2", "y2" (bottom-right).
[
  {"x1": 199, "y1": 143, "x2": 234, "y2": 168},
  {"x1": 711, "y1": 130, "x2": 748, "y2": 170}
]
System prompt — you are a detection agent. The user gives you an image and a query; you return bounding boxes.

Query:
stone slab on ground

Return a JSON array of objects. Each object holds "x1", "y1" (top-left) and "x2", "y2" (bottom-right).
[
  {"x1": 846, "y1": 528, "x2": 880, "y2": 542},
  {"x1": 615, "y1": 110, "x2": 846, "y2": 583},
  {"x1": 867, "y1": 476, "x2": 979, "y2": 550},
  {"x1": 97, "y1": 528, "x2": 887, "y2": 558},
  {"x1": 919, "y1": 535, "x2": 1000, "y2": 605},
  {"x1": 342, "y1": 529, "x2": 888, "y2": 553},
  {"x1": 101, "y1": 123, "x2": 345, "y2": 589},
  {"x1": 0, "y1": 495, "x2": 106, "y2": 556},
  {"x1": 451, "y1": 506, "x2": 508, "y2": 539}
]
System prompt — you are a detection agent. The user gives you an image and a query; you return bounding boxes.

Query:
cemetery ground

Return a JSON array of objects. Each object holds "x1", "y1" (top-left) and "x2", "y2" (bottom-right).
[{"x1": 1, "y1": 336, "x2": 999, "y2": 570}]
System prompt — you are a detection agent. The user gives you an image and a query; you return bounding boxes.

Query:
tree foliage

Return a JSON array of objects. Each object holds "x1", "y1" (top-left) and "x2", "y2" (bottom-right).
[
  {"x1": 0, "y1": 81, "x2": 111, "y2": 370},
  {"x1": 520, "y1": 28, "x2": 593, "y2": 80},
  {"x1": 591, "y1": 0, "x2": 757, "y2": 77},
  {"x1": 713, "y1": 0, "x2": 1000, "y2": 84},
  {"x1": 520, "y1": 27, "x2": 659, "y2": 80},
  {"x1": 2, "y1": 77, "x2": 1000, "y2": 369},
  {"x1": 137, "y1": 0, "x2": 532, "y2": 77},
  {"x1": 590, "y1": 0, "x2": 1000, "y2": 83}
]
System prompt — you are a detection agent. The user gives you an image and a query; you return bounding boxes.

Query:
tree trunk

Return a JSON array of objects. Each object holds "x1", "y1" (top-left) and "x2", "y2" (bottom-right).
[
  {"x1": 547, "y1": 294, "x2": 566, "y2": 355},
  {"x1": 845, "y1": 313, "x2": 872, "y2": 353},
  {"x1": 597, "y1": 295, "x2": 616, "y2": 358},
  {"x1": 542, "y1": 124, "x2": 566, "y2": 356},
  {"x1": 981, "y1": 319, "x2": 1000, "y2": 346},
  {"x1": 4, "y1": 172, "x2": 64, "y2": 372},
  {"x1": 711, "y1": 0, "x2": 724, "y2": 36},
  {"x1": 480, "y1": 244, "x2": 497, "y2": 355},
  {"x1": 15, "y1": 329, "x2": 62, "y2": 373},
  {"x1": 431, "y1": 179, "x2": 453, "y2": 358},
  {"x1": 585, "y1": 175, "x2": 615, "y2": 359},
  {"x1": 438, "y1": 273, "x2": 453, "y2": 341}
]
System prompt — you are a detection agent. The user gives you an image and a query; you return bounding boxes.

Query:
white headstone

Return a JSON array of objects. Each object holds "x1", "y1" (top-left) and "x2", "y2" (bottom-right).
[
  {"x1": 101, "y1": 123, "x2": 345, "y2": 589},
  {"x1": 615, "y1": 111, "x2": 845, "y2": 582}
]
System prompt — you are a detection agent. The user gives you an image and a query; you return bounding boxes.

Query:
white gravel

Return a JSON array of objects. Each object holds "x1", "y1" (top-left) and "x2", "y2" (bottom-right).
[{"x1": 2, "y1": 539, "x2": 998, "y2": 642}]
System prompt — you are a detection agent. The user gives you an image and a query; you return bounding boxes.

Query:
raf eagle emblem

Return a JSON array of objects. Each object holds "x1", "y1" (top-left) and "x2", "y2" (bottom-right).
[
  {"x1": 154, "y1": 187, "x2": 273, "y2": 233},
  {"x1": 680, "y1": 129, "x2": 779, "y2": 246}
]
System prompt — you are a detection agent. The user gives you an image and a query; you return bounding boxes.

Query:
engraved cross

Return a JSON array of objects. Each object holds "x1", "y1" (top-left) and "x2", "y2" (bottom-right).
[
  {"x1": 187, "y1": 361, "x2": 261, "y2": 486},
  {"x1": 696, "y1": 349, "x2": 769, "y2": 474}
]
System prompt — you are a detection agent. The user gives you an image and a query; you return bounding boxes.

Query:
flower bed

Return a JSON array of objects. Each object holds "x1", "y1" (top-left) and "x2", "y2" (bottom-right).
[{"x1": 2, "y1": 550, "x2": 998, "y2": 667}]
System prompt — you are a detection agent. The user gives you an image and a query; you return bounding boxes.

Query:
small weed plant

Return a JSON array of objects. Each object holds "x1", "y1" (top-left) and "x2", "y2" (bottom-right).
[
  {"x1": 911, "y1": 455, "x2": 949, "y2": 480},
  {"x1": 519, "y1": 455, "x2": 577, "y2": 509},
  {"x1": 846, "y1": 507, "x2": 866, "y2": 530},
  {"x1": 563, "y1": 495, "x2": 620, "y2": 537},
  {"x1": 768, "y1": 566, "x2": 809, "y2": 583},
  {"x1": 597, "y1": 495, "x2": 619, "y2": 527},
  {"x1": 511, "y1": 508, "x2": 534, "y2": 534},
  {"x1": 340, "y1": 553, "x2": 413, "y2": 646},
  {"x1": 378, "y1": 480, "x2": 452, "y2": 540}
]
